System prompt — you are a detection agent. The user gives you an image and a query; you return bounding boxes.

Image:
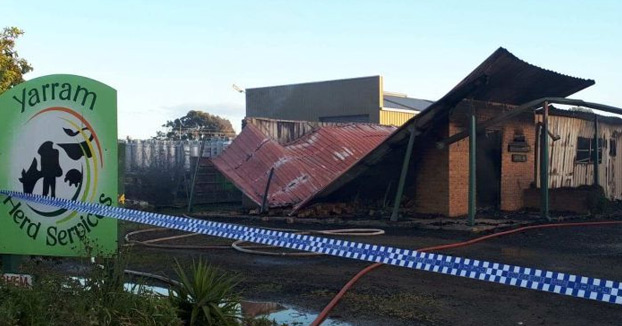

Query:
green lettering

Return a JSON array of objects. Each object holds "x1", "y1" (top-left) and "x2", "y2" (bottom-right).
[
  {"x1": 75, "y1": 223, "x2": 86, "y2": 238},
  {"x1": 87, "y1": 213, "x2": 99, "y2": 227},
  {"x1": 57, "y1": 229, "x2": 68, "y2": 246},
  {"x1": 20, "y1": 215, "x2": 31, "y2": 230},
  {"x1": 73, "y1": 85, "x2": 97, "y2": 110},
  {"x1": 99, "y1": 194, "x2": 112, "y2": 206},
  {"x1": 51, "y1": 83, "x2": 59, "y2": 100},
  {"x1": 46, "y1": 226, "x2": 57, "y2": 246},
  {"x1": 42, "y1": 84, "x2": 50, "y2": 101},
  {"x1": 27, "y1": 222, "x2": 41, "y2": 240},
  {"x1": 28, "y1": 88, "x2": 40, "y2": 107},
  {"x1": 12, "y1": 88, "x2": 26, "y2": 112},
  {"x1": 13, "y1": 209, "x2": 24, "y2": 225},
  {"x1": 80, "y1": 215, "x2": 92, "y2": 232},
  {"x1": 59, "y1": 83, "x2": 72, "y2": 100},
  {"x1": 5, "y1": 197, "x2": 21, "y2": 215},
  {"x1": 66, "y1": 226, "x2": 76, "y2": 244}
]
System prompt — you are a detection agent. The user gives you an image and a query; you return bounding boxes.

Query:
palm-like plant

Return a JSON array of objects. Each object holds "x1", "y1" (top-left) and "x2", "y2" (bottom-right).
[{"x1": 170, "y1": 259, "x2": 241, "y2": 326}]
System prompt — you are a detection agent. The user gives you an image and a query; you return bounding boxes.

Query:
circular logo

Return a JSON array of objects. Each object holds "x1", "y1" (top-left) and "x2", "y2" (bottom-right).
[{"x1": 10, "y1": 107, "x2": 103, "y2": 225}]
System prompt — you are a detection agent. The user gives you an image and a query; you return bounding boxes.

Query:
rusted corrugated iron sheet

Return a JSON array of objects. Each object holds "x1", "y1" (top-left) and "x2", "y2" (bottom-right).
[
  {"x1": 243, "y1": 117, "x2": 343, "y2": 145},
  {"x1": 211, "y1": 123, "x2": 396, "y2": 209}
]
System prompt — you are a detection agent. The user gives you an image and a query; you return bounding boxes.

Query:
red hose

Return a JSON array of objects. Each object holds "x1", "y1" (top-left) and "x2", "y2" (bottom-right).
[{"x1": 309, "y1": 220, "x2": 622, "y2": 326}]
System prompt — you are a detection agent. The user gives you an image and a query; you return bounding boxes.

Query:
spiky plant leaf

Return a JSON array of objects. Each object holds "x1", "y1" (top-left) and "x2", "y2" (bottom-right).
[{"x1": 170, "y1": 258, "x2": 241, "y2": 326}]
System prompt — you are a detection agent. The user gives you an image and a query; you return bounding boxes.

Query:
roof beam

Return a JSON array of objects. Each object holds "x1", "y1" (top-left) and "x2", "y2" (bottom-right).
[{"x1": 436, "y1": 97, "x2": 622, "y2": 149}]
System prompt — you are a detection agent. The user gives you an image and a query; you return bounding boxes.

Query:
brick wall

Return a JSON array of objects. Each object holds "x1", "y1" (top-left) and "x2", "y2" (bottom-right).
[
  {"x1": 414, "y1": 123, "x2": 450, "y2": 216},
  {"x1": 500, "y1": 113, "x2": 536, "y2": 211},
  {"x1": 414, "y1": 99, "x2": 535, "y2": 217},
  {"x1": 445, "y1": 100, "x2": 504, "y2": 217},
  {"x1": 448, "y1": 123, "x2": 469, "y2": 216}
]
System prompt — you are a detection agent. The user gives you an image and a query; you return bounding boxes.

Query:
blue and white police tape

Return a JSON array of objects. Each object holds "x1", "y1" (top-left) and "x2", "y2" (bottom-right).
[{"x1": 1, "y1": 190, "x2": 621, "y2": 305}]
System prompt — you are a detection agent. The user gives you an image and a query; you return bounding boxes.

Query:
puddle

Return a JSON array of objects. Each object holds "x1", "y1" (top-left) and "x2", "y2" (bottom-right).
[
  {"x1": 261, "y1": 306, "x2": 351, "y2": 326},
  {"x1": 126, "y1": 282, "x2": 170, "y2": 296},
  {"x1": 242, "y1": 301, "x2": 285, "y2": 318}
]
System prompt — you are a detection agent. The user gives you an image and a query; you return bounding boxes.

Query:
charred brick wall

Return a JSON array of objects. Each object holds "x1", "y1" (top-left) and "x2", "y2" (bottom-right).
[
  {"x1": 414, "y1": 127, "x2": 450, "y2": 216},
  {"x1": 500, "y1": 112, "x2": 536, "y2": 211},
  {"x1": 414, "y1": 100, "x2": 535, "y2": 217}
]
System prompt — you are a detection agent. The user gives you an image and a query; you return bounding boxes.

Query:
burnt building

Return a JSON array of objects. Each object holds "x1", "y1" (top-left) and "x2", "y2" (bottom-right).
[{"x1": 216, "y1": 47, "x2": 621, "y2": 218}]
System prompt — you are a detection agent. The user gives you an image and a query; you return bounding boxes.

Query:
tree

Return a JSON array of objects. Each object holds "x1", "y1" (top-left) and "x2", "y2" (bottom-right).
[
  {"x1": 0, "y1": 27, "x2": 33, "y2": 94},
  {"x1": 155, "y1": 110, "x2": 236, "y2": 140}
]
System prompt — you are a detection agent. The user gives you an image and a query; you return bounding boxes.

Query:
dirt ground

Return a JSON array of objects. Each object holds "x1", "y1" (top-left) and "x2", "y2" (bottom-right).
[{"x1": 125, "y1": 215, "x2": 622, "y2": 326}]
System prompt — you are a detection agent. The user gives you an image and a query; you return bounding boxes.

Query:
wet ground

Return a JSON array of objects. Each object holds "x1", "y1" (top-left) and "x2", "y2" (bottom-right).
[{"x1": 125, "y1": 216, "x2": 622, "y2": 326}]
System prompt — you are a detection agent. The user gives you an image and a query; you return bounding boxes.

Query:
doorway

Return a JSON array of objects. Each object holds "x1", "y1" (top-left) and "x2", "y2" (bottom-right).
[{"x1": 476, "y1": 130, "x2": 502, "y2": 209}]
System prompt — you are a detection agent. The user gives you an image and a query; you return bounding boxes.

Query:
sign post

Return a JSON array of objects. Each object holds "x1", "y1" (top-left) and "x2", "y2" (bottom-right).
[
  {"x1": 0, "y1": 74, "x2": 118, "y2": 258},
  {"x1": 1, "y1": 254, "x2": 22, "y2": 273}
]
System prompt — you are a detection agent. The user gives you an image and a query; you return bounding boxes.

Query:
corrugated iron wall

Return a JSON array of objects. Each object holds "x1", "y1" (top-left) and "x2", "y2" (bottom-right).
[
  {"x1": 537, "y1": 114, "x2": 622, "y2": 200},
  {"x1": 123, "y1": 139, "x2": 231, "y2": 172},
  {"x1": 379, "y1": 109, "x2": 417, "y2": 126},
  {"x1": 245, "y1": 117, "x2": 344, "y2": 144},
  {"x1": 247, "y1": 113, "x2": 414, "y2": 145},
  {"x1": 122, "y1": 139, "x2": 239, "y2": 206}
]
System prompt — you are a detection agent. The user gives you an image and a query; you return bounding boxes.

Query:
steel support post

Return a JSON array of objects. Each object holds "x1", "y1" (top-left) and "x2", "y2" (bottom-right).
[
  {"x1": 594, "y1": 115, "x2": 600, "y2": 187},
  {"x1": 391, "y1": 125, "x2": 416, "y2": 222},
  {"x1": 540, "y1": 102, "x2": 550, "y2": 220},
  {"x1": 261, "y1": 167, "x2": 275, "y2": 214},
  {"x1": 1, "y1": 255, "x2": 22, "y2": 273},
  {"x1": 187, "y1": 138, "x2": 207, "y2": 213},
  {"x1": 468, "y1": 113, "x2": 477, "y2": 226}
]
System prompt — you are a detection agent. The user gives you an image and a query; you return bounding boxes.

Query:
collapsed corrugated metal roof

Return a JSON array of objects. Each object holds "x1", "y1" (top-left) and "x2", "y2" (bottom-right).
[
  {"x1": 211, "y1": 123, "x2": 396, "y2": 209},
  {"x1": 292, "y1": 47, "x2": 595, "y2": 212}
]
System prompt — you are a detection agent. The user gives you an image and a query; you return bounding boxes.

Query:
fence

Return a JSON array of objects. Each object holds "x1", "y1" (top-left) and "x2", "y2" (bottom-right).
[
  {"x1": 121, "y1": 138, "x2": 232, "y2": 173},
  {"x1": 119, "y1": 138, "x2": 240, "y2": 206}
]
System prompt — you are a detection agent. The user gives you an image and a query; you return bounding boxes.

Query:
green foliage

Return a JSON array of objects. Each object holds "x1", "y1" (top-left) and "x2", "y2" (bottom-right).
[
  {"x1": 170, "y1": 258, "x2": 241, "y2": 326},
  {"x1": 0, "y1": 257, "x2": 181, "y2": 326},
  {"x1": 0, "y1": 27, "x2": 33, "y2": 94},
  {"x1": 155, "y1": 110, "x2": 236, "y2": 140}
]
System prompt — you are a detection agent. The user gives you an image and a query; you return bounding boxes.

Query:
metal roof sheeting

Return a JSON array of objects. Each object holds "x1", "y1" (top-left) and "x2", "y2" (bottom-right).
[
  {"x1": 383, "y1": 95, "x2": 433, "y2": 111},
  {"x1": 449, "y1": 47, "x2": 595, "y2": 105},
  {"x1": 211, "y1": 123, "x2": 396, "y2": 210}
]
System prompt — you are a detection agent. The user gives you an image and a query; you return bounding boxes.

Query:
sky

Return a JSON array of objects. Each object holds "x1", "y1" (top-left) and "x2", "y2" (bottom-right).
[{"x1": 2, "y1": 0, "x2": 621, "y2": 139}]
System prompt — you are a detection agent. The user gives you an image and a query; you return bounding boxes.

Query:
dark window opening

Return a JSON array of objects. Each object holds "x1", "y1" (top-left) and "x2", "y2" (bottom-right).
[
  {"x1": 610, "y1": 139, "x2": 617, "y2": 157},
  {"x1": 576, "y1": 137, "x2": 603, "y2": 164}
]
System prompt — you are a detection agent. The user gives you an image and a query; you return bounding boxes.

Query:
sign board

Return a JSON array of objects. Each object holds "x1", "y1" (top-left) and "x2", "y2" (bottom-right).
[
  {"x1": 0, "y1": 75, "x2": 118, "y2": 257},
  {"x1": 1, "y1": 273, "x2": 33, "y2": 287},
  {"x1": 512, "y1": 154, "x2": 528, "y2": 162}
]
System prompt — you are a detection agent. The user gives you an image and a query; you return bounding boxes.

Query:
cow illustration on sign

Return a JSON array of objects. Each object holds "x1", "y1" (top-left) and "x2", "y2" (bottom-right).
[
  {"x1": 18, "y1": 127, "x2": 92, "y2": 197},
  {"x1": 38, "y1": 141, "x2": 63, "y2": 197}
]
